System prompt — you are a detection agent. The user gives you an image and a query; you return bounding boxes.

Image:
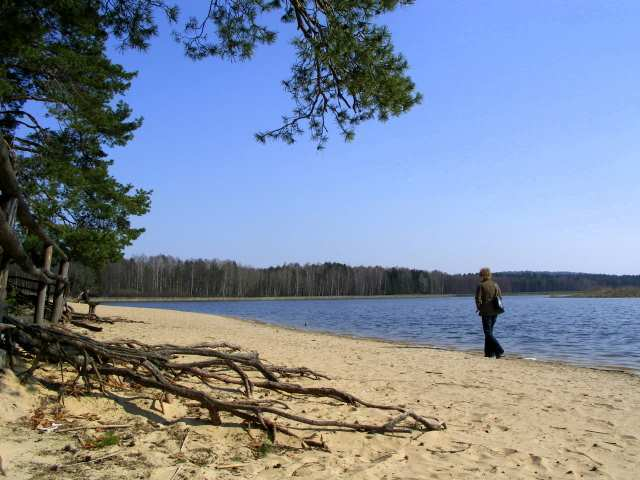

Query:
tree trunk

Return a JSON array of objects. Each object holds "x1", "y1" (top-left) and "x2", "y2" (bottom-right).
[
  {"x1": 34, "y1": 245, "x2": 53, "y2": 324},
  {"x1": 0, "y1": 198, "x2": 18, "y2": 318},
  {"x1": 51, "y1": 260, "x2": 70, "y2": 322}
]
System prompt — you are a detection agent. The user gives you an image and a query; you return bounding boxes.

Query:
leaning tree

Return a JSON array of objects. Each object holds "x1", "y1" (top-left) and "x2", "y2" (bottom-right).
[{"x1": 0, "y1": 1, "x2": 444, "y2": 440}]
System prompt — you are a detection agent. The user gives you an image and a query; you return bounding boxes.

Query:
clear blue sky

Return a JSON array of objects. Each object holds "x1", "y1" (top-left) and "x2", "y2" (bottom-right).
[{"x1": 108, "y1": 1, "x2": 640, "y2": 275}]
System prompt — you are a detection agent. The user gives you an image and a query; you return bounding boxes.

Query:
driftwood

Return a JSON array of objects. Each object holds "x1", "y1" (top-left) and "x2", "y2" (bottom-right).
[{"x1": 2, "y1": 314, "x2": 445, "y2": 441}]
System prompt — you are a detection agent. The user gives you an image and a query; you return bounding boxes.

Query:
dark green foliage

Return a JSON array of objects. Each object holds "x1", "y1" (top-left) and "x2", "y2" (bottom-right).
[
  {"x1": 16, "y1": 131, "x2": 150, "y2": 269},
  {"x1": 0, "y1": 1, "x2": 141, "y2": 142},
  {"x1": 176, "y1": 1, "x2": 279, "y2": 60},
  {"x1": 258, "y1": 1, "x2": 421, "y2": 147},
  {"x1": 1, "y1": 0, "x2": 151, "y2": 270}
]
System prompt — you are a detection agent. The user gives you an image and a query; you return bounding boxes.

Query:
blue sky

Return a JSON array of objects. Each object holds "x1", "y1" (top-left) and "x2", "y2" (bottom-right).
[{"x1": 108, "y1": 1, "x2": 640, "y2": 275}]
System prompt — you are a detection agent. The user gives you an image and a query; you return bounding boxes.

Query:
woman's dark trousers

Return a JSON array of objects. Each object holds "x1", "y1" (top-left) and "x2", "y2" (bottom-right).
[{"x1": 482, "y1": 315, "x2": 504, "y2": 358}]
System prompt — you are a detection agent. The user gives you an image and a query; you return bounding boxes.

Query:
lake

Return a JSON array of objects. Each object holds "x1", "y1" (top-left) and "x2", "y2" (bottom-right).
[{"x1": 106, "y1": 296, "x2": 640, "y2": 371}]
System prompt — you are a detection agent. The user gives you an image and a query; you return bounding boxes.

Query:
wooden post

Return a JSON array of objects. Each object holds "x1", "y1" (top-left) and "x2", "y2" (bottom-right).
[
  {"x1": 34, "y1": 244, "x2": 53, "y2": 324},
  {"x1": 51, "y1": 260, "x2": 69, "y2": 323},
  {"x1": 0, "y1": 198, "x2": 18, "y2": 319}
]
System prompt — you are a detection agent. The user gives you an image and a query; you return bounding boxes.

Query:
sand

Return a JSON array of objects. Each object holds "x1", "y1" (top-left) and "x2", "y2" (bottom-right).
[{"x1": 1, "y1": 303, "x2": 639, "y2": 479}]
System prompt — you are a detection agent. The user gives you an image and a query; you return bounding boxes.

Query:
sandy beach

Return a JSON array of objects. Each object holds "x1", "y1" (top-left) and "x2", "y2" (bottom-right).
[{"x1": 1, "y1": 304, "x2": 639, "y2": 479}]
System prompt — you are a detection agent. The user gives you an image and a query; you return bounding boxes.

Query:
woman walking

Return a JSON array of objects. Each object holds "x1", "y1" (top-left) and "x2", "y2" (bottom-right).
[{"x1": 475, "y1": 267, "x2": 505, "y2": 358}]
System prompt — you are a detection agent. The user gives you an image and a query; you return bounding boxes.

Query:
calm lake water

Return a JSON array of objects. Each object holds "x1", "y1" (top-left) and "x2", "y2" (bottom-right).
[{"x1": 107, "y1": 296, "x2": 640, "y2": 371}]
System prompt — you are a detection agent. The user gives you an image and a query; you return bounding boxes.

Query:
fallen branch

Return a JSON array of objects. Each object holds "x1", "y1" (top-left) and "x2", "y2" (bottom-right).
[
  {"x1": 70, "y1": 320, "x2": 102, "y2": 332},
  {"x1": 215, "y1": 463, "x2": 248, "y2": 470}
]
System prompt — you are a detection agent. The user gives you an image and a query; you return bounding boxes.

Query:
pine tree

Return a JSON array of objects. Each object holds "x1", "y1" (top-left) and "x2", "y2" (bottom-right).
[{"x1": 1, "y1": 0, "x2": 151, "y2": 270}]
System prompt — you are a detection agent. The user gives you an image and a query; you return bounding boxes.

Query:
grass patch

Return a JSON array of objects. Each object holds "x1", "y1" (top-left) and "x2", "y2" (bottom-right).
[
  {"x1": 256, "y1": 439, "x2": 274, "y2": 458},
  {"x1": 92, "y1": 431, "x2": 120, "y2": 448}
]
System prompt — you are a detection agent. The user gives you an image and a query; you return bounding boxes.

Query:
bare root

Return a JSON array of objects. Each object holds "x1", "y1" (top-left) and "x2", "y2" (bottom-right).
[{"x1": 2, "y1": 314, "x2": 445, "y2": 441}]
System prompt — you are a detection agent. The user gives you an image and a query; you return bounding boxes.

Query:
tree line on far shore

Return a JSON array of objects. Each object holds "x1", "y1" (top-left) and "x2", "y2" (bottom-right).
[{"x1": 66, "y1": 255, "x2": 640, "y2": 298}]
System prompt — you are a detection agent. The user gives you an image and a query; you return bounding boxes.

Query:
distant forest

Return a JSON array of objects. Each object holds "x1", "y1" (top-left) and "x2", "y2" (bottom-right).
[{"x1": 68, "y1": 256, "x2": 640, "y2": 298}]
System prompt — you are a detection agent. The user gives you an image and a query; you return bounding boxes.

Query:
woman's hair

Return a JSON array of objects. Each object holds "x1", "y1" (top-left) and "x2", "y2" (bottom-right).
[{"x1": 479, "y1": 267, "x2": 491, "y2": 280}]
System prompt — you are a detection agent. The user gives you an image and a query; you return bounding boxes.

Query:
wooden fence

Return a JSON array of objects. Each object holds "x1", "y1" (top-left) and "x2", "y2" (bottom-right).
[{"x1": 0, "y1": 136, "x2": 69, "y2": 324}]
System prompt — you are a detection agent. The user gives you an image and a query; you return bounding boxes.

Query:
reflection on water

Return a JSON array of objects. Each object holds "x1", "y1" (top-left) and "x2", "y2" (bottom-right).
[{"x1": 107, "y1": 296, "x2": 640, "y2": 371}]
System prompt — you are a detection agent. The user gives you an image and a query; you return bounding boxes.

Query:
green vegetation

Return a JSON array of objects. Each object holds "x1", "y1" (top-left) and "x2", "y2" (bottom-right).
[
  {"x1": 92, "y1": 432, "x2": 120, "y2": 449},
  {"x1": 255, "y1": 439, "x2": 275, "y2": 458},
  {"x1": 1, "y1": 0, "x2": 152, "y2": 271},
  {"x1": 77, "y1": 256, "x2": 640, "y2": 297}
]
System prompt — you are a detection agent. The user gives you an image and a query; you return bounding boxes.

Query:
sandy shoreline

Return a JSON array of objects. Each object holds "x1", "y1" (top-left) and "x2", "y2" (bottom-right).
[
  {"x1": 2, "y1": 304, "x2": 639, "y2": 479},
  {"x1": 107, "y1": 301, "x2": 640, "y2": 376}
]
